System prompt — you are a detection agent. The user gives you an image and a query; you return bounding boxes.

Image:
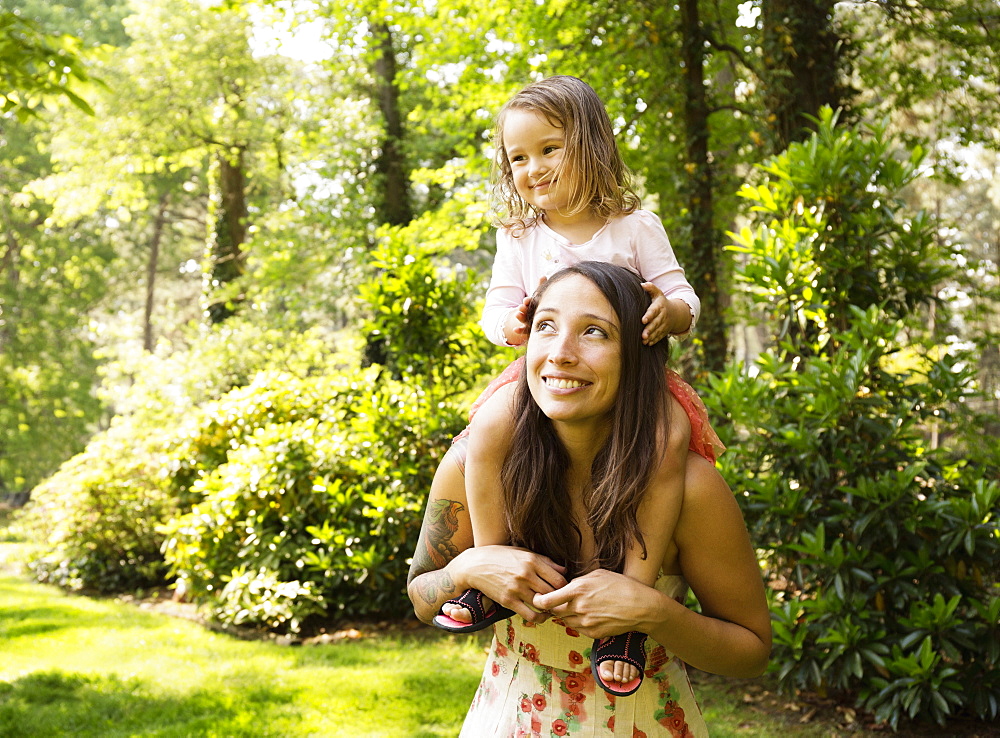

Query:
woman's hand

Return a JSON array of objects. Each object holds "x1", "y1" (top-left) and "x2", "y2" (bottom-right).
[
  {"x1": 454, "y1": 545, "x2": 569, "y2": 622},
  {"x1": 532, "y1": 569, "x2": 661, "y2": 638}
]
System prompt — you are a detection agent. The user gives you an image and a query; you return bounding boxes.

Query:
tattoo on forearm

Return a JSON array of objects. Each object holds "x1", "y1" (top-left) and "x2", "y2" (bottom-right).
[
  {"x1": 417, "y1": 569, "x2": 457, "y2": 606},
  {"x1": 408, "y1": 499, "x2": 465, "y2": 588}
]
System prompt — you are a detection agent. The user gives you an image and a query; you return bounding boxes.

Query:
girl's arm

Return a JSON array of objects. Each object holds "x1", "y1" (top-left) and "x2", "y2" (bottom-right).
[
  {"x1": 481, "y1": 230, "x2": 530, "y2": 346},
  {"x1": 640, "y1": 283, "x2": 696, "y2": 344},
  {"x1": 632, "y1": 211, "x2": 701, "y2": 336},
  {"x1": 407, "y1": 448, "x2": 569, "y2": 625},
  {"x1": 533, "y1": 452, "x2": 771, "y2": 678}
]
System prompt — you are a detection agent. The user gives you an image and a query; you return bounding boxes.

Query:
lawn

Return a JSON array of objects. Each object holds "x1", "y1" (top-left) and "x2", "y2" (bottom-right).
[{"x1": 0, "y1": 541, "x2": 993, "y2": 737}]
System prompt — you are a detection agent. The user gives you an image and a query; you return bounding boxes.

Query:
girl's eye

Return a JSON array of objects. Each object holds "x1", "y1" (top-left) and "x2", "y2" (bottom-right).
[
  {"x1": 543, "y1": 145, "x2": 559, "y2": 154},
  {"x1": 510, "y1": 154, "x2": 525, "y2": 163}
]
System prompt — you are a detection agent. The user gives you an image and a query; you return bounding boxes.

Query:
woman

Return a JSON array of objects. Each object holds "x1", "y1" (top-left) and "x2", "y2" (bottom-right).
[{"x1": 407, "y1": 262, "x2": 771, "y2": 737}]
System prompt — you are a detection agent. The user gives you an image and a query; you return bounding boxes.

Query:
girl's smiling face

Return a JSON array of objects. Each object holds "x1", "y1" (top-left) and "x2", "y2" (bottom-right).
[
  {"x1": 502, "y1": 108, "x2": 570, "y2": 215},
  {"x1": 526, "y1": 273, "x2": 622, "y2": 428}
]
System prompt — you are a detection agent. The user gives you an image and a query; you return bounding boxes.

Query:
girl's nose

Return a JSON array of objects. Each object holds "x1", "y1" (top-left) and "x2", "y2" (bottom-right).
[{"x1": 529, "y1": 156, "x2": 547, "y2": 179}]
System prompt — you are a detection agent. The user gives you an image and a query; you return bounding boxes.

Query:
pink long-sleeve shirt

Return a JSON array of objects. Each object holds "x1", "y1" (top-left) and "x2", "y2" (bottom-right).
[{"x1": 480, "y1": 210, "x2": 701, "y2": 347}]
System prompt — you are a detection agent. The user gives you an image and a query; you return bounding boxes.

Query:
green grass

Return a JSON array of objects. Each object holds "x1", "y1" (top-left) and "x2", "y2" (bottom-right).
[
  {"x1": 2, "y1": 542, "x2": 988, "y2": 737},
  {"x1": 0, "y1": 568, "x2": 844, "y2": 738},
  {"x1": 0, "y1": 553, "x2": 486, "y2": 737}
]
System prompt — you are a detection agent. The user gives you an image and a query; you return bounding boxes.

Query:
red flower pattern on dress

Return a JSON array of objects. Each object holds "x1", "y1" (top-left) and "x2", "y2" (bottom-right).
[
  {"x1": 657, "y1": 700, "x2": 691, "y2": 737},
  {"x1": 463, "y1": 579, "x2": 706, "y2": 736},
  {"x1": 522, "y1": 643, "x2": 540, "y2": 663},
  {"x1": 647, "y1": 644, "x2": 669, "y2": 671}
]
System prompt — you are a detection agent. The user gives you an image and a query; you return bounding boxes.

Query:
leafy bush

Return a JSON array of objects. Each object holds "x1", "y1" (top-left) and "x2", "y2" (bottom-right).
[
  {"x1": 160, "y1": 369, "x2": 466, "y2": 631},
  {"x1": 17, "y1": 421, "x2": 175, "y2": 592},
  {"x1": 16, "y1": 190, "x2": 510, "y2": 633},
  {"x1": 156, "y1": 226, "x2": 498, "y2": 631},
  {"x1": 16, "y1": 322, "x2": 348, "y2": 593},
  {"x1": 712, "y1": 109, "x2": 1000, "y2": 729},
  {"x1": 358, "y1": 210, "x2": 502, "y2": 388}
]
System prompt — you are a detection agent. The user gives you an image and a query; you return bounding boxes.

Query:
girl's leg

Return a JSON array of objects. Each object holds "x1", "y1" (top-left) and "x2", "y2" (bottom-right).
[
  {"x1": 596, "y1": 395, "x2": 690, "y2": 688},
  {"x1": 440, "y1": 384, "x2": 518, "y2": 624}
]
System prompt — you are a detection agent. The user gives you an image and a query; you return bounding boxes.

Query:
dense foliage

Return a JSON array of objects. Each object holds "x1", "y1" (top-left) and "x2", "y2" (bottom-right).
[{"x1": 712, "y1": 110, "x2": 1000, "y2": 727}]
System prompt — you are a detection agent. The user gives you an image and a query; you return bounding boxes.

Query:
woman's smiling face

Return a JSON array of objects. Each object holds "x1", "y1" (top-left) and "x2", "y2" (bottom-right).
[{"x1": 526, "y1": 273, "x2": 622, "y2": 428}]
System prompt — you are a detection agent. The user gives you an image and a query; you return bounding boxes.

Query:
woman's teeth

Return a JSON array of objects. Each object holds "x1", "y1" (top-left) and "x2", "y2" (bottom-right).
[{"x1": 546, "y1": 377, "x2": 586, "y2": 389}]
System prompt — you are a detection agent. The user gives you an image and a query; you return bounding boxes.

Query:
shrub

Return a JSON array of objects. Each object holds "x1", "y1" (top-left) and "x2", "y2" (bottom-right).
[
  {"x1": 160, "y1": 369, "x2": 466, "y2": 631},
  {"x1": 17, "y1": 421, "x2": 175, "y2": 592},
  {"x1": 712, "y1": 108, "x2": 1000, "y2": 728},
  {"x1": 17, "y1": 323, "x2": 348, "y2": 593}
]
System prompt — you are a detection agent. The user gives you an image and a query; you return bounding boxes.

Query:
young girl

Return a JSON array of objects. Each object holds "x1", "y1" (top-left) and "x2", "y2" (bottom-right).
[{"x1": 432, "y1": 75, "x2": 724, "y2": 696}]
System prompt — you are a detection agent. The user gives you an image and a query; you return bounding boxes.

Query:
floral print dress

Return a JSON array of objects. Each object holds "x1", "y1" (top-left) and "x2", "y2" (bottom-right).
[{"x1": 459, "y1": 574, "x2": 709, "y2": 738}]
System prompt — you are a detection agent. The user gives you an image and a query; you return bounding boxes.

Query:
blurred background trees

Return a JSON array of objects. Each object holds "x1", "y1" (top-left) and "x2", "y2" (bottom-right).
[{"x1": 2, "y1": 0, "x2": 997, "y2": 729}]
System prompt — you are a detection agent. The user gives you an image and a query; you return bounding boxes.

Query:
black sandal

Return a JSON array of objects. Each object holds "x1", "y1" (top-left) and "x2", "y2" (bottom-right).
[
  {"x1": 432, "y1": 588, "x2": 515, "y2": 633},
  {"x1": 591, "y1": 631, "x2": 648, "y2": 696}
]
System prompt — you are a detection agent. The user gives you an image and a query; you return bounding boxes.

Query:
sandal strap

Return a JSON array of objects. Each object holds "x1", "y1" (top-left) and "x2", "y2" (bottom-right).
[
  {"x1": 592, "y1": 631, "x2": 649, "y2": 671},
  {"x1": 442, "y1": 588, "x2": 491, "y2": 623}
]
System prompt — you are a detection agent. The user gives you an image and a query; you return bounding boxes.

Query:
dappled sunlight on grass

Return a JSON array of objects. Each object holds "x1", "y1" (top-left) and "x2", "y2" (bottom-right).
[
  {"x1": 10, "y1": 571, "x2": 993, "y2": 737},
  {"x1": 0, "y1": 574, "x2": 485, "y2": 736}
]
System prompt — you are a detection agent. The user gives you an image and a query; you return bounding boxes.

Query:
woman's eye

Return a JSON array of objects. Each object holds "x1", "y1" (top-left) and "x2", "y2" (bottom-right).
[
  {"x1": 585, "y1": 326, "x2": 608, "y2": 337},
  {"x1": 534, "y1": 320, "x2": 555, "y2": 332}
]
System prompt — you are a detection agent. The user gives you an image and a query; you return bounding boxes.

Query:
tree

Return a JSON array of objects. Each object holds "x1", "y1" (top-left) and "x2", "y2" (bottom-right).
[
  {"x1": 0, "y1": 1, "x2": 127, "y2": 497},
  {"x1": 0, "y1": 9, "x2": 93, "y2": 120}
]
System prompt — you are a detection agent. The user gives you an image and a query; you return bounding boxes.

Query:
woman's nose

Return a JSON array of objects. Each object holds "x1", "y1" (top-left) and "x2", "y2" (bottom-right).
[{"x1": 548, "y1": 334, "x2": 577, "y2": 364}]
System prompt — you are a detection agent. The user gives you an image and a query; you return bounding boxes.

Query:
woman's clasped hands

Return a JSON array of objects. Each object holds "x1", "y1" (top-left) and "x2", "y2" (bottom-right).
[
  {"x1": 453, "y1": 545, "x2": 568, "y2": 622},
  {"x1": 533, "y1": 569, "x2": 655, "y2": 639}
]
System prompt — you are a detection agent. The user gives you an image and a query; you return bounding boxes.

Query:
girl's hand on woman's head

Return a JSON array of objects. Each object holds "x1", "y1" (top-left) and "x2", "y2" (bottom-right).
[
  {"x1": 504, "y1": 296, "x2": 532, "y2": 346},
  {"x1": 504, "y1": 276, "x2": 547, "y2": 346},
  {"x1": 640, "y1": 283, "x2": 670, "y2": 345}
]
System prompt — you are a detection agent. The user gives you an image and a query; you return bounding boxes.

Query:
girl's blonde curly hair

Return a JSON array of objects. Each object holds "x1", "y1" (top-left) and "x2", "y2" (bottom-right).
[{"x1": 492, "y1": 75, "x2": 640, "y2": 236}]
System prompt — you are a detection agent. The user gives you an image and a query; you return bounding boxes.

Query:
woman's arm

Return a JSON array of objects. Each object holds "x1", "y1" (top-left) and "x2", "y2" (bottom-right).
[
  {"x1": 533, "y1": 453, "x2": 771, "y2": 678},
  {"x1": 407, "y1": 450, "x2": 569, "y2": 625}
]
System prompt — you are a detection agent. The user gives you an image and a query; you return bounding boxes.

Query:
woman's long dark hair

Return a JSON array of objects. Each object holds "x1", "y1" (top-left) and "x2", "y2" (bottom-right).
[{"x1": 500, "y1": 261, "x2": 672, "y2": 576}]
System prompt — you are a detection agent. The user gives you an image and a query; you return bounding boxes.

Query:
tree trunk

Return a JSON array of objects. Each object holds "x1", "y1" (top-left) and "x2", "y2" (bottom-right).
[
  {"x1": 203, "y1": 149, "x2": 247, "y2": 324},
  {"x1": 143, "y1": 192, "x2": 169, "y2": 351},
  {"x1": 0, "y1": 204, "x2": 20, "y2": 351},
  {"x1": 370, "y1": 21, "x2": 412, "y2": 228},
  {"x1": 363, "y1": 20, "x2": 412, "y2": 368},
  {"x1": 761, "y1": 0, "x2": 848, "y2": 148},
  {"x1": 680, "y1": 0, "x2": 727, "y2": 373}
]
